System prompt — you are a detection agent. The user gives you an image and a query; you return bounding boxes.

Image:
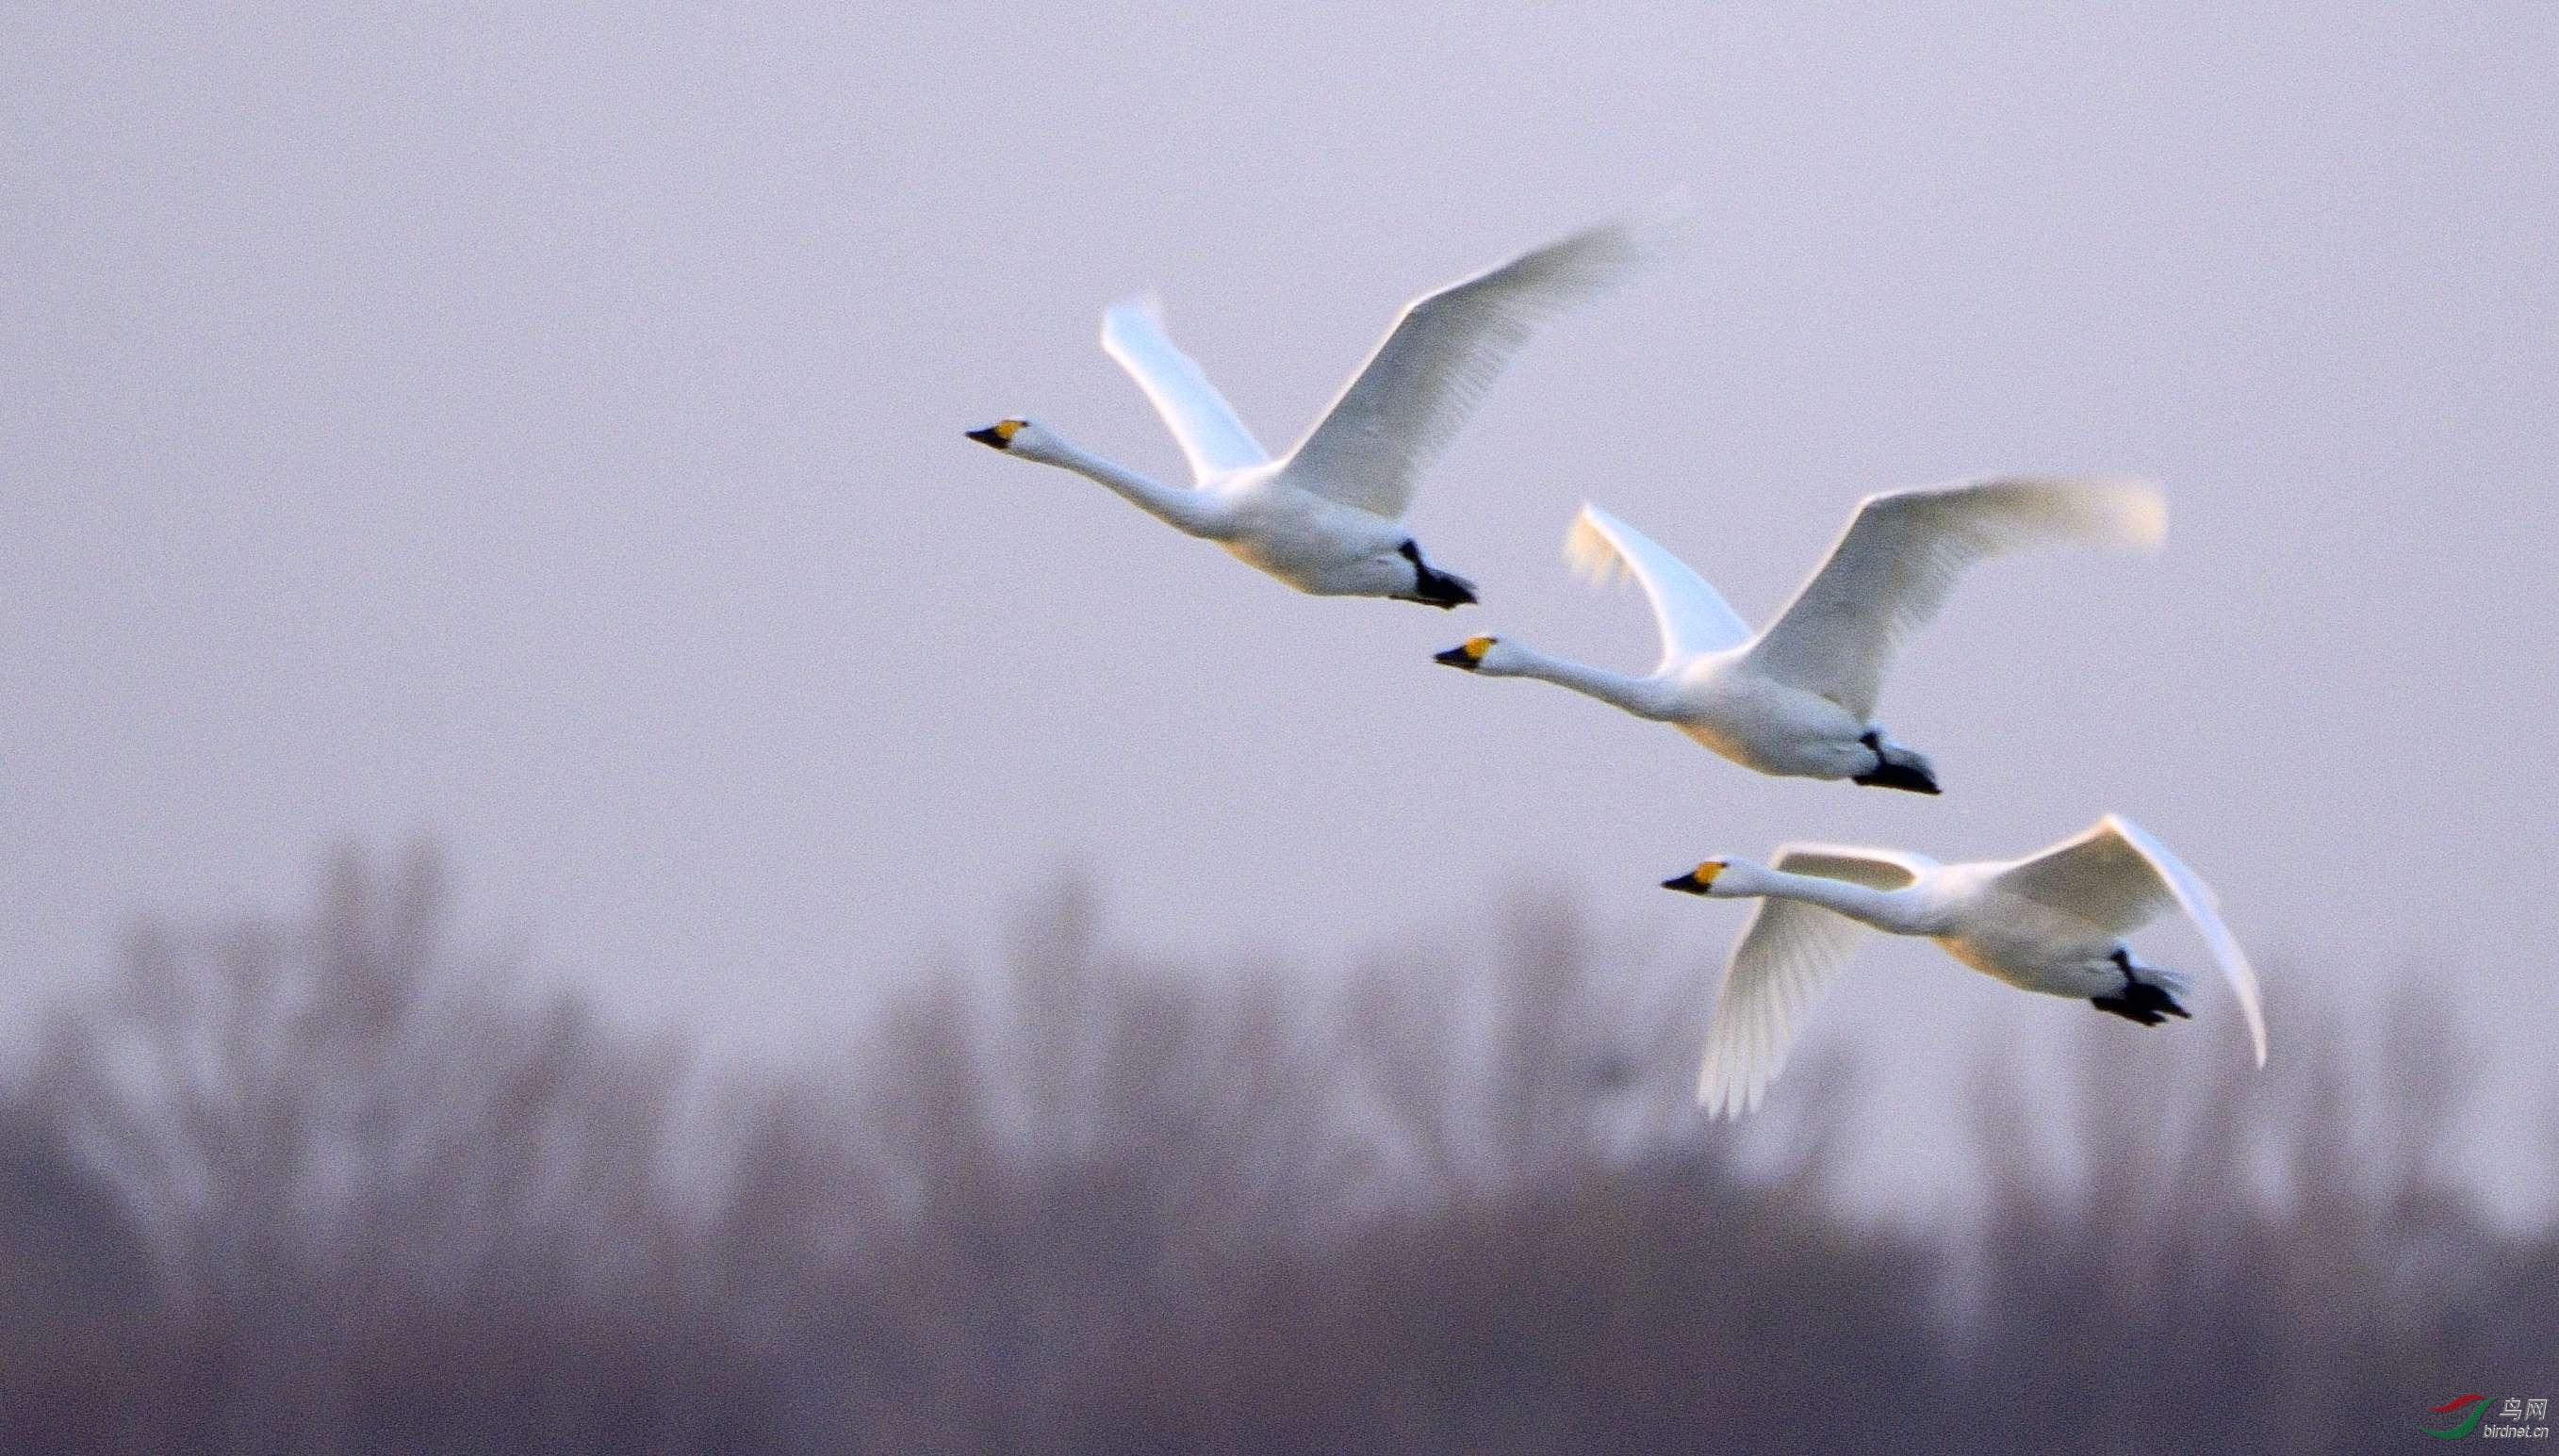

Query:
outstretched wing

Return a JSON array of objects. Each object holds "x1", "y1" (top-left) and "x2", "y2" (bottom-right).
[
  {"x1": 1567, "y1": 502, "x2": 1751, "y2": 668},
  {"x1": 1101, "y1": 295, "x2": 1271, "y2": 484},
  {"x1": 1697, "y1": 846, "x2": 1932, "y2": 1120},
  {"x1": 1745, "y1": 476, "x2": 2166, "y2": 719},
  {"x1": 1994, "y1": 814, "x2": 2268, "y2": 1066},
  {"x1": 1278, "y1": 199, "x2": 1686, "y2": 520}
]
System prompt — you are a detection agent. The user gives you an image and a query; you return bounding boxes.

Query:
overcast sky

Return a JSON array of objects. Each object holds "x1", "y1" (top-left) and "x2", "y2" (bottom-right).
[{"x1": 7, "y1": 4, "x2": 2554, "y2": 1211}]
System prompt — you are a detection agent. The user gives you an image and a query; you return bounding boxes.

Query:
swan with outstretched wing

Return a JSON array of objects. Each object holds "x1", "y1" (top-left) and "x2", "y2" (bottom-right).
[
  {"x1": 969, "y1": 200, "x2": 1686, "y2": 607},
  {"x1": 1437, "y1": 480, "x2": 2165, "y2": 791},
  {"x1": 1663, "y1": 814, "x2": 2268, "y2": 1119}
]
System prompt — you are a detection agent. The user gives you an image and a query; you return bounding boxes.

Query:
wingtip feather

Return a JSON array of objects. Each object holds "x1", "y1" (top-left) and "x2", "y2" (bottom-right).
[
  {"x1": 2086, "y1": 475, "x2": 2169, "y2": 549},
  {"x1": 2108, "y1": 810, "x2": 2269, "y2": 1068},
  {"x1": 1099, "y1": 291, "x2": 1166, "y2": 333},
  {"x1": 1927, "y1": 473, "x2": 2170, "y2": 551},
  {"x1": 2026, "y1": 473, "x2": 2168, "y2": 549},
  {"x1": 1501, "y1": 194, "x2": 1698, "y2": 304},
  {"x1": 1697, "y1": 1035, "x2": 1746, "y2": 1121},
  {"x1": 1564, "y1": 505, "x2": 1633, "y2": 586}
]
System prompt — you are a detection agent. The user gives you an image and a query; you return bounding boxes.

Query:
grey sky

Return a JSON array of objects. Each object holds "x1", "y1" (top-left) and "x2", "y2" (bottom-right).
[{"x1": 6, "y1": 6, "x2": 2555, "y2": 1209}]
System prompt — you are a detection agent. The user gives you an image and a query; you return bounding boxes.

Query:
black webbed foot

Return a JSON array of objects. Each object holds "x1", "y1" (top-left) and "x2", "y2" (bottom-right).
[
  {"x1": 2091, "y1": 952, "x2": 2192, "y2": 1026},
  {"x1": 1395, "y1": 540, "x2": 1478, "y2": 609},
  {"x1": 1850, "y1": 729, "x2": 1941, "y2": 794}
]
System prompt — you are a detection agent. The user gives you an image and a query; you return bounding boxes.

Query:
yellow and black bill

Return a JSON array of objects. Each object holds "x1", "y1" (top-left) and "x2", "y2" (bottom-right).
[
  {"x1": 1433, "y1": 636, "x2": 1496, "y2": 670},
  {"x1": 1660, "y1": 861, "x2": 1725, "y2": 894}
]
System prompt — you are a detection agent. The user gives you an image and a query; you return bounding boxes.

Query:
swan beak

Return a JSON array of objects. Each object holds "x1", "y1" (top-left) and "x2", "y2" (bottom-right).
[
  {"x1": 966, "y1": 418, "x2": 1025, "y2": 451},
  {"x1": 1433, "y1": 636, "x2": 1495, "y2": 670},
  {"x1": 1661, "y1": 861, "x2": 1723, "y2": 895}
]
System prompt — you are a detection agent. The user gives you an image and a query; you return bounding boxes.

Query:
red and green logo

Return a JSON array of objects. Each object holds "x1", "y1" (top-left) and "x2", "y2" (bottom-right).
[{"x1": 2422, "y1": 1394, "x2": 2489, "y2": 1439}]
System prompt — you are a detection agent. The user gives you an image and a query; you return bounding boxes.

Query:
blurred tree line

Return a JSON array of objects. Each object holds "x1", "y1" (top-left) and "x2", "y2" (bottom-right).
[{"x1": 1, "y1": 846, "x2": 2550, "y2": 1453}]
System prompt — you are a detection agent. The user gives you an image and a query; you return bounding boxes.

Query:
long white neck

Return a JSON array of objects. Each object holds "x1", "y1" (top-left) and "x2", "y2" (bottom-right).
[
  {"x1": 1034, "y1": 436, "x2": 1222, "y2": 536},
  {"x1": 1496, "y1": 646, "x2": 1679, "y2": 719},
  {"x1": 1723, "y1": 863, "x2": 1927, "y2": 933}
]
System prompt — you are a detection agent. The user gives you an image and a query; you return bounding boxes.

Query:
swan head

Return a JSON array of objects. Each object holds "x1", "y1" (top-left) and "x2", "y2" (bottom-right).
[
  {"x1": 1432, "y1": 635, "x2": 1524, "y2": 674},
  {"x1": 965, "y1": 417, "x2": 1062, "y2": 461},
  {"x1": 1660, "y1": 859, "x2": 1731, "y2": 896}
]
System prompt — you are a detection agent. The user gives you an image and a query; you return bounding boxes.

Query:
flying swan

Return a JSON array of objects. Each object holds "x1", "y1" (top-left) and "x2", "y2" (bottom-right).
[
  {"x1": 1434, "y1": 481, "x2": 2165, "y2": 791},
  {"x1": 1660, "y1": 814, "x2": 2269, "y2": 1119},
  {"x1": 966, "y1": 203, "x2": 1683, "y2": 607}
]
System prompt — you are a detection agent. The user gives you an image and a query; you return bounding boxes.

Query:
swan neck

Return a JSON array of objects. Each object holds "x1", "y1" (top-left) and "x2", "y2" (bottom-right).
[
  {"x1": 1043, "y1": 438, "x2": 1217, "y2": 534},
  {"x1": 1738, "y1": 866, "x2": 1912, "y2": 929},
  {"x1": 1505, "y1": 647, "x2": 1673, "y2": 717}
]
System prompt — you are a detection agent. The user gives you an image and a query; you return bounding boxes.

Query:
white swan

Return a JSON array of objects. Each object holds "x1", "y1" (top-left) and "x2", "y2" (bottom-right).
[
  {"x1": 1434, "y1": 481, "x2": 2165, "y2": 790},
  {"x1": 966, "y1": 204, "x2": 1682, "y2": 607},
  {"x1": 1660, "y1": 814, "x2": 2268, "y2": 1119}
]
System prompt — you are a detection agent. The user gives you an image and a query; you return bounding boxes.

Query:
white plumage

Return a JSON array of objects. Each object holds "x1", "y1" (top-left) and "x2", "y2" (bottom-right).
[
  {"x1": 1098, "y1": 295, "x2": 1269, "y2": 484},
  {"x1": 1665, "y1": 815, "x2": 2269, "y2": 1120},
  {"x1": 1746, "y1": 480, "x2": 2167, "y2": 721},
  {"x1": 1440, "y1": 480, "x2": 2166, "y2": 791},
  {"x1": 968, "y1": 201, "x2": 1686, "y2": 607}
]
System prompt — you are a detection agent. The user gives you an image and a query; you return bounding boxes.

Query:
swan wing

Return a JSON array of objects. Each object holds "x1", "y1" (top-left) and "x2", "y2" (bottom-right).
[
  {"x1": 1567, "y1": 502, "x2": 1752, "y2": 666},
  {"x1": 1745, "y1": 476, "x2": 2166, "y2": 719},
  {"x1": 1994, "y1": 815, "x2": 2268, "y2": 1066},
  {"x1": 1992, "y1": 817, "x2": 2175, "y2": 932},
  {"x1": 1698, "y1": 846, "x2": 1929, "y2": 1119},
  {"x1": 1279, "y1": 201, "x2": 1683, "y2": 520},
  {"x1": 1100, "y1": 294, "x2": 1272, "y2": 484}
]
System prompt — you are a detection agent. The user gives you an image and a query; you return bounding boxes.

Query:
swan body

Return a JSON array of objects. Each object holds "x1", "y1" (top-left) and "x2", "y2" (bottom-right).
[
  {"x1": 1661, "y1": 814, "x2": 2269, "y2": 1118},
  {"x1": 1436, "y1": 482, "x2": 2166, "y2": 790},
  {"x1": 967, "y1": 203, "x2": 1683, "y2": 606}
]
